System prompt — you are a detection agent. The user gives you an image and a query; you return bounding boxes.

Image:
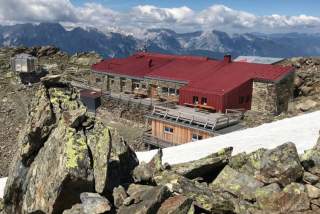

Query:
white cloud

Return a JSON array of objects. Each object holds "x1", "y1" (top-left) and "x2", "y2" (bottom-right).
[
  {"x1": 0, "y1": 0, "x2": 320, "y2": 34},
  {"x1": 132, "y1": 5, "x2": 194, "y2": 23},
  {"x1": 197, "y1": 5, "x2": 257, "y2": 29}
]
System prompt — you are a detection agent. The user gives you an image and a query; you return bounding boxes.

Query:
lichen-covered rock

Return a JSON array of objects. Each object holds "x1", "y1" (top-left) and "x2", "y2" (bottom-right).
[
  {"x1": 107, "y1": 129, "x2": 139, "y2": 191},
  {"x1": 3, "y1": 79, "x2": 96, "y2": 213},
  {"x1": 210, "y1": 165, "x2": 264, "y2": 201},
  {"x1": 118, "y1": 185, "x2": 171, "y2": 214},
  {"x1": 255, "y1": 183, "x2": 281, "y2": 209},
  {"x1": 171, "y1": 147, "x2": 232, "y2": 180},
  {"x1": 2, "y1": 76, "x2": 120, "y2": 214},
  {"x1": 113, "y1": 185, "x2": 128, "y2": 208},
  {"x1": 80, "y1": 192, "x2": 111, "y2": 214},
  {"x1": 254, "y1": 183, "x2": 310, "y2": 213},
  {"x1": 234, "y1": 143, "x2": 303, "y2": 186},
  {"x1": 230, "y1": 148, "x2": 267, "y2": 175},
  {"x1": 86, "y1": 121, "x2": 112, "y2": 193},
  {"x1": 154, "y1": 170, "x2": 234, "y2": 213},
  {"x1": 157, "y1": 195, "x2": 194, "y2": 214}
]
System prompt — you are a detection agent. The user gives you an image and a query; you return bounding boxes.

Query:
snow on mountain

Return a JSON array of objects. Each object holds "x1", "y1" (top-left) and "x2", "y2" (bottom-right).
[{"x1": 1, "y1": 23, "x2": 320, "y2": 58}]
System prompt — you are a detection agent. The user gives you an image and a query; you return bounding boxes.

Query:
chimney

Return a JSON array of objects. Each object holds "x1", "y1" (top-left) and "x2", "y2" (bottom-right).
[
  {"x1": 224, "y1": 54, "x2": 232, "y2": 63},
  {"x1": 148, "y1": 59, "x2": 153, "y2": 68}
]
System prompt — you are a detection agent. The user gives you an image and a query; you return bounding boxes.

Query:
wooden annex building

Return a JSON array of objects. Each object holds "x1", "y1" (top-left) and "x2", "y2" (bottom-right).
[{"x1": 91, "y1": 52, "x2": 295, "y2": 146}]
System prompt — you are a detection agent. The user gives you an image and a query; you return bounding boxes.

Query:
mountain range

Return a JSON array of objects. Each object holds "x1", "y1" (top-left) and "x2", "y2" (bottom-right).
[{"x1": 1, "y1": 23, "x2": 320, "y2": 59}]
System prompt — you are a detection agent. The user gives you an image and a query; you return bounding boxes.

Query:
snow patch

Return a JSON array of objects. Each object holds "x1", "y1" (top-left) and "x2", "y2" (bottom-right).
[
  {"x1": 137, "y1": 111, "x2": 320, "y2": 165},
  {"x1": 0, "y1": 177, "x2": 7, "y2": 199}
]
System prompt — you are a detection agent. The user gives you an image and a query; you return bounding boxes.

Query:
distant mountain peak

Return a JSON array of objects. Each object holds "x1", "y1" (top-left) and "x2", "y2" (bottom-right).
[{"x1": 0, "y1": 23, "x2": 320, "y2": 58}]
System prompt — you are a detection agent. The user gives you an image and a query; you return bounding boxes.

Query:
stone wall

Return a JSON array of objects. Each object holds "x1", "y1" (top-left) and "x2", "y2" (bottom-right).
[
  {"x1": 251, "y1": 72, "x2": 295, "y2": 115},
  {"x1": 275, "y1": 72, "x2": 295, "y2": 113}
]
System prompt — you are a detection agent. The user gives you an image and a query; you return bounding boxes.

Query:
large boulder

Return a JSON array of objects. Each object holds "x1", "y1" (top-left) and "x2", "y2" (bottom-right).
[
  {"x1": 113, "y1": 186, "x2": 128, "y2": 208},
  {"x1": 157, "y1": 195, "x2": 194, "y2": 214},
  {"x1": 80, "y1": 192, "x2": 111, "y2": 214},
  {"x1": 133, "y1": 149, "x2": 163, "y2": 183},
  {"x1": 255, "y1": 183, "x2": 310, "y2": 213},
  {"x1": 231, "y1": 143, "x2": 303, "y2": 186},
  {"x1": 154, "y1": 170, "x2": 234, "y2": 213},
  {"x1": 118, "y1": 185, "x2": 171, "y2": 214},
  {"x1": 171, "y1": 147, "x2": 232, "y2": 180},
  {"x1": 254, "y1": 143, "x2": 303, "y2": 186},
  {"x1": 210, "y1": 165, "x2": 264, "y2": 201},
  {"x1": 86, "y1": 121, "x2": 112, "y2": 193}
]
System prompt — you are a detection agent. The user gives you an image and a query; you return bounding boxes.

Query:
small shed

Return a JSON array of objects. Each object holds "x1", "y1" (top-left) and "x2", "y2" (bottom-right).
[
  {"x1": 80, "y1": 89, "x2": 102, "y2": 112},
  {"x1": 10, "y1": 53, "x2": 38, "y2": 73}
]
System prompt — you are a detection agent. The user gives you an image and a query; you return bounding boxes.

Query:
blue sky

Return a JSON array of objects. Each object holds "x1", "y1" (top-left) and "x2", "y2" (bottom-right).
[
  {"x1": 1, "y1": 0, "x2": 320, "y2": 34},
  {"x1": 72, "y1": 0, "x2": 320, "y2": 16}
]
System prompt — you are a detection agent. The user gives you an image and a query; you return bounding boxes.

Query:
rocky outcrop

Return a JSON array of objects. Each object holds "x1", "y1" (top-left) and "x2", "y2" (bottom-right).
[{"x1": 2, "y1": 75, "x2": 137, "y2": 214}]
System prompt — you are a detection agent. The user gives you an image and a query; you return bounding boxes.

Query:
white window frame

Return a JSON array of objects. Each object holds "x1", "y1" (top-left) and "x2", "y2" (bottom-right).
[
  {"x1": 164, "y1": 127, "x2": 174, "y2": 134},
  {"x1": 192, "y1": 134, "x2": 203, "y2": 142}
]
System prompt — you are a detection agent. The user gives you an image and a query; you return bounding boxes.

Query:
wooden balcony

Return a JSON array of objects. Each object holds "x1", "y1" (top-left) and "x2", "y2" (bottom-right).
[{"x1": 147, "y1": 106, "x2": 244, "y2": 132}]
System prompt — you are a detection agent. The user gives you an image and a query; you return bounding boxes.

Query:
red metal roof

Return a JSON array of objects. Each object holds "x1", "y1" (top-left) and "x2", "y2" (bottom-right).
[
  {"x1": 92, "y1": 52, "x2": 173, "y2": 78},
  {"x1": 92, "y1": 52, "x2": 293, "y2": 95}
]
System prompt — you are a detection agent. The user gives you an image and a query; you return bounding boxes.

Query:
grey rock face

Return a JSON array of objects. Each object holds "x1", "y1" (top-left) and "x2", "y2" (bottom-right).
[
  {"x1": 118, "y1": 185, "x2": 171, "y2": 214},
  {"x1": 231, "y1": 143, "x2": 303, "y2": 186},
  {"x1": 2, "y1": 76, "x2": 132, "y2": 213},
  {"x1": 86, "y1": 121, "x2": 112, "y2": 194},
  {"x1": 133, "y1": 149, "x2": 163, "y2": 183},
  {"x1": 113, "y1": 186, "x2": 128, "y2": 208},
  {"x1": 154, "y1": 170, "x2": 234, "y2": 213},
  {"x1": 157, "y1": 195, "x2": 194, "y2": 214},
  {"x1": 171, "y1": 147, "x2": 232, "y2": 180},
  {"x1": 80, "y1": 192, "x2": 111, "y2": 214},
  {"x1": 211, "y1": 165, "x2": 264, "y2": 201}
]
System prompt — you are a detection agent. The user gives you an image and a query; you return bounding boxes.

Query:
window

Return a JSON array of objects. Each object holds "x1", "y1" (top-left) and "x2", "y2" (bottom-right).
[
  {"x1": 120, "y1": 78, "x2": 126, "y2": 86},
  {"x1": 169, "y1": 88, "x2": 176, "y2": 95},
  {"x1": 162, "y1": 87, "x2": 169, "y2": 94},
  {"x1": 96, "y1": 77, "x2": 102, "y2": 83},
  {"x1": 192, "y1": 134, "x2": 203, "y2": 142},
  {"x1": 239, "y1": 96, "x2": 245, "y2": 104},
  {"x1": 132, "y1": 80, "x2": 140, "y2": 89},
  {"x1": 193, "y1": 96, "x2": 199, "y2": 104},
  {"x1": 201, "y1": 97, "x2": 207, "y2": 105},
  {"x1": 164, "y1": 127, "x2": 174, "y2": 134},
  {"x1": 109, "y1": 76, "x2": 114, "y2": 84},
  {"x1": 142, "y1": 84, "x2": 147, "y2": 89}
]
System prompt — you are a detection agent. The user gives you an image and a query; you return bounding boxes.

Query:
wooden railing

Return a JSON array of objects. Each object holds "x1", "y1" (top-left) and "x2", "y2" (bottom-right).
[{"x1": 150, "y1": 106, "x2": 244, "y2": 131}]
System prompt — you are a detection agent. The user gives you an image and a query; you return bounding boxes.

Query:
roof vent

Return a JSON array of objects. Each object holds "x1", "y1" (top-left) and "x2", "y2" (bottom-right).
[{"x1": 224, "y1": 54, "x2": 232, "y2": 63}]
